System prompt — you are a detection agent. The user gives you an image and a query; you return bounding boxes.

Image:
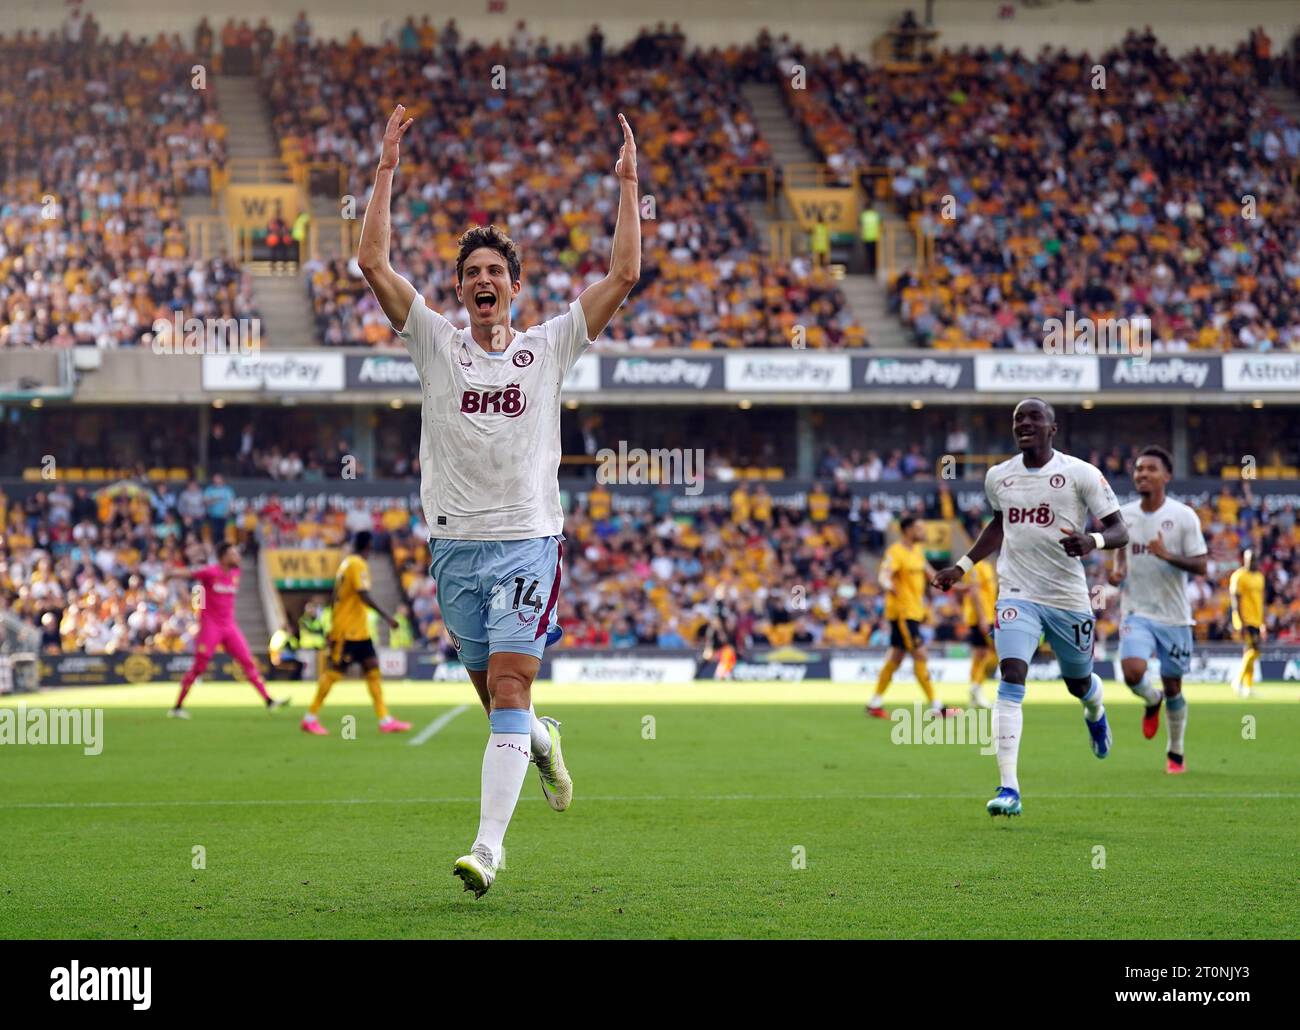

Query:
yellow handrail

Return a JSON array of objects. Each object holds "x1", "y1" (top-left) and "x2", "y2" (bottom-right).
[
  {"x1": 226, "y1": 158, "x2": 292, "y2": 184},
  {"x1": 186, "y1": 216, "x2": 229, "y2": 259}
]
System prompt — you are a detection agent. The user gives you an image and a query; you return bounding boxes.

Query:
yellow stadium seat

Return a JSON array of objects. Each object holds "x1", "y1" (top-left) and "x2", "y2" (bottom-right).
[
  {"x1": 1220, "y1": 466, "x2": 1241, "y2": 480},
  {"x1": 169, "y1": 468, "x2": 188, "y2": 481},
  {"x1": 21, "y1": 468, "x2": 42, "y2": 482},
  {"x1": 85, "y1": 469, "x2": 105, "y2": 481},
  {"x1": 147, "y1": 468, "x2": 167, "y2": 481},
  {"x1": 65, "y1": 468, "x2": 84, "y2": 480}
]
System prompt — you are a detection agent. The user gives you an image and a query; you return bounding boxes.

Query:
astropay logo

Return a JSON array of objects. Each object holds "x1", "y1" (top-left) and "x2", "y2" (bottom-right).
[
  {"x1": 50, "y1": 961, "x2": 151, "y2": 1010},
  {"x1": 1112, "y1": 357, "x2": 1209, "y2": 388},
  {"x1": 356, "y1": 356, "x2": 419, "y2": 385},
  {"x1": 862, "y1": 358, "x2": 963, "y2": 389},
  {"x1": 610, "y1": 357, "x2": 713, "y2": 388}
]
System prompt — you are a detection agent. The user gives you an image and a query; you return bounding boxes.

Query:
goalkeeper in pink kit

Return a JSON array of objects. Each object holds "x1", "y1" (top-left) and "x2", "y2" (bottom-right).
[{"x1": 168, "y1": 542, "x2": 289, "y2": 718}]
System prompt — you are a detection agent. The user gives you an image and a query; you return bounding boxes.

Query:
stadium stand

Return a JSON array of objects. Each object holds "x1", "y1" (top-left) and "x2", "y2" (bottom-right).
[
  {"x1": 781, "y1": 30, "x2": 1300, "y2": 351},
  {"x1": 0, "y1": 29, "x2": 257, "y2": 350},
  {"x1": 4, "y1": 469, "x2": 1298, "y2": 655},
  {"x1": 258, "y1": 24, "x2": 869, "y2": 349}
]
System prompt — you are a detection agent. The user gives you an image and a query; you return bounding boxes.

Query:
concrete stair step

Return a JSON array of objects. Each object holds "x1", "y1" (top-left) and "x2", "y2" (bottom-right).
[
  {"x1": 214, "y1": 73, "x2": 280, "y2": 160},
  {"x1": 367, "y1": 552, "x2": 405, "y2": 628},
  {"x1": 235, "y1": 556, "x2": 269, "y2": 645}
]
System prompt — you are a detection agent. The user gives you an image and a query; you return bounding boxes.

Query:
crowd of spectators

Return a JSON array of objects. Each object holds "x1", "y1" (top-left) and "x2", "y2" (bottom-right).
[
  {"x1": 783, "y1": 29, "x2": 1300, "y2": 351},
  {"x1": 383, "y1": 474, "x2": 1300, "y2": 657},
  {"x1": 260, "y1": 19, "x2": 864, "y2": 350},
  {"x1": 0, "y1": 482, "x2": 214, "y2": 654},
  {"x1": 2, "y1": 470, "x2": 1298, "y2": 656},
  {"x1": 0, "y1": 29, "x2": 248, "y2": 350},
  {"x1": 7, "y1": 21, "x2": 1300, "y2": 356}
]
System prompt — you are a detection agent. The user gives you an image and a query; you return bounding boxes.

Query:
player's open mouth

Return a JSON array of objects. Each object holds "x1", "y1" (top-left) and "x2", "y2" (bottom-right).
[{"x1": 474, "y1": 291, "x2": 495, "y2": 315}]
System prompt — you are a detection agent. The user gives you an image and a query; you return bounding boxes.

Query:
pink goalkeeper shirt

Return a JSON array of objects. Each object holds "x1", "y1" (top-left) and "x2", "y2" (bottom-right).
[{"x1": 193, "y1": 564, "x2": 239, "y2": 624}]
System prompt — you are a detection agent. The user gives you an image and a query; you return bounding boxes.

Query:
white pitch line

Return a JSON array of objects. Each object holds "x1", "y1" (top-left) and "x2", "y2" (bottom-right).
[
  {"x1": 409, "y1": 704, "x2": 471, "y2": 746},
  {"x1": 1, "y1": 791, "x2": 1298, "y2": 812}
]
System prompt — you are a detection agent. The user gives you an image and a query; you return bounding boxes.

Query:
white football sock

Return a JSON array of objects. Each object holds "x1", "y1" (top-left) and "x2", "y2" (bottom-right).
[
  {"x1": 1166, "y1": 693, "x2": 1188, "y2": 756},
  {"x1": 994, "y1": 682, "x2": 1024, "y2": 793},
  {"x1": 473, "y1": 708, "x2": 532, "y2": 864},
  {"x1": 1082, "y1": 673, "x2": 1105, "y2": 722},
  {"x1": 1126, "y1": 671, "x2": 1162, "y2": 705},
  {"x1": 529, "y1": 704, "x2": 551, "y2": 759}
]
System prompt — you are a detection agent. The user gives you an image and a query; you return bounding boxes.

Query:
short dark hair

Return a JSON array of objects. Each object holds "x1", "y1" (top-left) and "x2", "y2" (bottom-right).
[
  {"x1": 354, "y1": 530, "x2": 373, "y2": 552},
  {"x1": 456, "y1": 224, "x2": 521, "y2": 285},
  {"x1": 1137, "y1": 445, "x2": 1174, "y2": 473},
  {"x1": 1017, "y1": 396, "x2": 1056, "y2": 421},
  {"x1": 899, "y1": 513, "x2": 919, "y2": 532},
  {"x1": 218, "y1": 541, "x2": 240, "y2": 560}
]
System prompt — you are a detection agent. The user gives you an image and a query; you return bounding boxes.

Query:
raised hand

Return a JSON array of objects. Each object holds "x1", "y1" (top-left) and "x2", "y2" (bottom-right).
[
  {"x1": 379, "y1": 104, "x2": 415, "y2": 172},
  {"x1": 614, "y1": 112, "x2": 637, "y2": 183}
]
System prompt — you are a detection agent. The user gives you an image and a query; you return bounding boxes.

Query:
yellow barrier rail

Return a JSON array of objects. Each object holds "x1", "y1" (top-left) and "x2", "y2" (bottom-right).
[
  {"x1": 186, "y1": 216, "x2": 230, "y2": 260},
  {"x1": 767, "y1": 220, "x2": 801, "y2": 262},
  {"x1": 226, "y1": 158, "x2": 292, "y2": 184},
  {"x1": 308, "y1": 217, "x2": 359, "y2": 262}
]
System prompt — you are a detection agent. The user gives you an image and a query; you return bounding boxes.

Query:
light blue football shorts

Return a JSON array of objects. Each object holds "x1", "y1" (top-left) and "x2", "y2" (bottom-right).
[
  {"x1": 1119, "y1": 613, "x2": 1194, "y2": 678},
  {"x1": 428, "y1": 535, "x2": 563, "y2": 671},
  {"x1": 995, "y1": 598, "x2": 1096, "y2": 680}
]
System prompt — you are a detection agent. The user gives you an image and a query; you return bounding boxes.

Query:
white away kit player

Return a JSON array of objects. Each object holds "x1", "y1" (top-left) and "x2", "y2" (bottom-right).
[
  {"x1": 932, "y1": 399, "x2": 1128, "y2": 817},
  {"x1": 357, "y1": 104, "x2": 642, "y2": 896},
  {"x1": 1108, "y1": 446, "x2": 1208, "y2": 774}
]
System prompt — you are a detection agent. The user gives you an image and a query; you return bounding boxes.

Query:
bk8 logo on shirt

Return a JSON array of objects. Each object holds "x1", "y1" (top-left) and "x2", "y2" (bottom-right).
[
  {"x1": 459, "y1": 384, "x2": 527, "y2": 417},
  {"x1": 1006, "y1": 503, "x2": 1055, "y2": 526}
]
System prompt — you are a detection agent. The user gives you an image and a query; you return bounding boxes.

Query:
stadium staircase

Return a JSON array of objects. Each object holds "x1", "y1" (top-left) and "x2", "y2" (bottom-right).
[
  {"x1": 309, "y1": 195, "x2": 349, "y2": 263},
  {"x1": 235, "y1": 555, "x2": 272, "y2": 649},
  {"x1": 250, "y1": 277, "x2": 319, "y2": 350},
  {"x1": 368, "y1": 552, "x2": 406, "y2": 645},
  {"x1": 212, "y1": 74, "x2": 319, "y2": 350},
  {"x1": 216, "y1": 75, "x2": 283, "y2": 168},
  {"x1": 740, "y1": 82, "x2": 916, "y2": 349}
]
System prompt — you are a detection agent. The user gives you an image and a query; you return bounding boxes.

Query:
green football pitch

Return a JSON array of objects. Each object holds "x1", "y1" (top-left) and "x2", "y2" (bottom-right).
[{"x1": 1, "y1": 680, "x2": 1296, "y2": 939}]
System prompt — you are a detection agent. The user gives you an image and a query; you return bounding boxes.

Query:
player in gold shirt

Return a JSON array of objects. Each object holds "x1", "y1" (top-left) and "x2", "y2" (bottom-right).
[
  {"x1": 866, "y1": 514, "x2": 956, "y2": 718},
  {"x1": 301, "y1": 531, "x2": 411, "y2": 734},
  {"x1": 961, "y1": 558, "x2": 998, "y2": 710},
  {"x1": 1228, "y1": 548, "x2": 1266, "y2": 698}
]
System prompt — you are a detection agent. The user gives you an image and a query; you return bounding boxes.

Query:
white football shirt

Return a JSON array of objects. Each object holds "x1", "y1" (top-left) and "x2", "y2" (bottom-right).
[
  {"x1": 1118, "y1": 497, "x2": 1206, "y2": 626},
  {"x1": 985, "y1": 451, "x2": 1120, "y2": 613},
  {"x1": 397, "y1": 294, "x2": 593, "y2": 540}
]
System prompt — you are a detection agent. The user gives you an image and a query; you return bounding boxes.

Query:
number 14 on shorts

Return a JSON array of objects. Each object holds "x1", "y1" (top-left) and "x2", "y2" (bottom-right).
[{"x1": 490, "y1": 577, "x2": 543, "y2": 613}]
